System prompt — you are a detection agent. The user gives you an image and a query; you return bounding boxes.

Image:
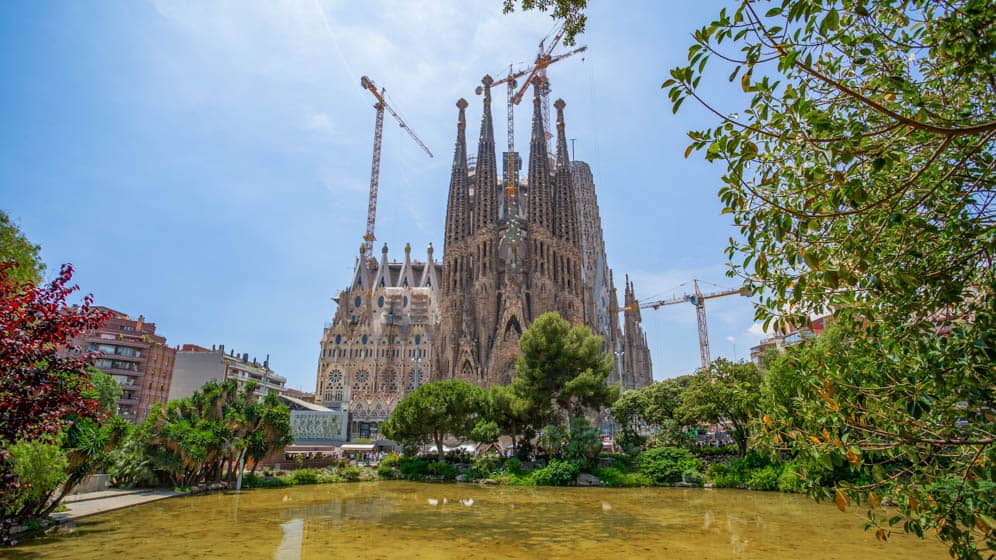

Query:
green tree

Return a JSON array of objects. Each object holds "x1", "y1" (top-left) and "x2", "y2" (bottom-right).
[
  {"x1": 86, "y1": 367, "x2": 123, "y2": 416},
  {"x1": 381, "y1": 380, "x2": 484, "y2": 460},
  {"x1": 504, "y1": 0, "x2": 995, "y2": 555},
  {"x1": 0, "y1": 210, "x2": 44, "y2": 286},
  {"x1": 514, "y1": 312, "x2": 618, "y2": 426},
  {"x1": 611, "y1": 389, "x2": 648, "y2": 453},
  {"x1": 480, "y1": 383, "x2": 534, "y2": 453},
  {"x1": 677, "y1": 359, "x2": 762, "y2": 457},
  {"x1": 125, "y1": 380, "x2": 292, "y2": 487}
]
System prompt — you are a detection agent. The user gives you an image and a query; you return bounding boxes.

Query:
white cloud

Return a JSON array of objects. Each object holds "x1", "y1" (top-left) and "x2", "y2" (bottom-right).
[{"x1": 748, "y1": 322, "x2": 771, "y2": 336}]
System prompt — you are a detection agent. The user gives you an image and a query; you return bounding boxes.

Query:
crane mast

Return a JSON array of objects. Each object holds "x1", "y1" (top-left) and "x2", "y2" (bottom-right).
[
  {"x1": 359, "y1": 75, "x2": 433, "y2": 258},
  {"x1": 477, "y1": 28, "x2": 586, "y2": 206},
  {"x1": 624, "y1": 279, "x2": 749, "y2": 370}
]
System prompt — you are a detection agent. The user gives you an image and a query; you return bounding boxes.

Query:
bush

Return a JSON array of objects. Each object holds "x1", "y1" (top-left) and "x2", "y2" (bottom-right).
[
  {"x1": 594, "y1": 466, "x2": 653, "y2": 487},
  {"x1": 444, "y1": 450, "x2": 473, "y2": 464},
  {"x1": 290, "y1": 469, "x2": 319, "y2": 485},
  {"x1": 108, "y1": 436, "x2": 157, "y2": 489},
  {"x1": 502, "y1": 457, "x2": 524, "y2": 476},
  {"x1": 472, "y1": 453, "x2": 501, "y2": 479},
  {"x1": 777, "y1": 463, "x2": 804, "y2": 493},
  {"x1": 746, "y1": 465, "x2": 780, "y2": 491},
  {"x1": 377, "y1": 464, "x2": 399, "y2": 480},
  {"x1": 427, "y1": 461, "x2": 458, "y2": 480},
  {"x1": 8, "y1": 438, "x2": 69, "y2": 515},
  {"x1": 242, "y1": 473, "x2": 289, "y2": 488},
  {"x1": 338, "y1": 466, "x2": 362, "y2": 482},
  {"x1": 638, "y1": 447, "x2": 702, "y2": 485},
  {"x1": 530, "y1": 459, "x2": 580, "y2": 486},
  {"x1": 681, "y1": 469, "x2": 704, "y2": 485},
  {"x1": 537, "y1": 425, "x2": 566, "y2": 458},
  {"x1": 564, "y1": 418, "x2": 601, "y2": 468},
  {"x1": 380, "y1": 453, "x2": 402, "y2": 469},
  {"x1": 495, "y1": 472, "x2": 535, "y2": 486},
  {"x1": 399, "y1": 458, "x2": 431, "y2": 480}
]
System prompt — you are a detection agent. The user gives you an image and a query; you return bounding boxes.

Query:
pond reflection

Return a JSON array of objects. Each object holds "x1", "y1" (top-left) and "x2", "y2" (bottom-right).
[{"x1": 8, "y1": 482, "x2": 948, "y2": 560}]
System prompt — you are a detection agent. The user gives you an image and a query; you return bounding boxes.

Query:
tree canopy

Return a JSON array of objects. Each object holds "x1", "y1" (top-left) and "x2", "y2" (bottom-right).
[
  {"x1": 0, "y1": 210, "x2": 44, "y2": 286},
  {"x1": 381, "y1": 379, "x2": 484, "y2": 460},
  {"x1": 514, "y1": 312, "x2": 618, "y2": 425},
  {"x1": 505, "y1": 0, "x2": 993, "y2": 555}
]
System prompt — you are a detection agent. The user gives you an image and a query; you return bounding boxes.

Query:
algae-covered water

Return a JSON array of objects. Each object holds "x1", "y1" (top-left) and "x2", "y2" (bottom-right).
[{"x1": 8, "y1": 482, "x2": 948, "y2": 559}]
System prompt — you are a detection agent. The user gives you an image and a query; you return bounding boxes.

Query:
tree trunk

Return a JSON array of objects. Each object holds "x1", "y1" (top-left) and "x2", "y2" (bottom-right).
[{"x1": 435, "y1": 432, "x2": 445, "y2": 461}]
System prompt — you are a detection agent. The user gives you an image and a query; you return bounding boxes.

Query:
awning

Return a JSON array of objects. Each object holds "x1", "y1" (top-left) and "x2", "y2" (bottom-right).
[{"x1": 340, "y1": 444, "x2": 375, "y2": 451}]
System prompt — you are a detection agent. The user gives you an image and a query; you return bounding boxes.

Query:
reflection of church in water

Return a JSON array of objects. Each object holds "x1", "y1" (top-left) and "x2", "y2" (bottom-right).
[{"x1": 314, "y1": 76, "x2": 653, "y2": 440}]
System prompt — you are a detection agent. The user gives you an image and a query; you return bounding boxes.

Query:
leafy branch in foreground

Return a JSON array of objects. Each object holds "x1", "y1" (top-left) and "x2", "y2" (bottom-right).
[{"x1": 504, "y1": 0, "x2": 993, "y2": 557}]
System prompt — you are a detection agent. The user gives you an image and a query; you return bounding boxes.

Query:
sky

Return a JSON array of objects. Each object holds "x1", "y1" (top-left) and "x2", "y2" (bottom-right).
[{"x1": 0, "y1": 1, "x2": 769, "y2": 392}]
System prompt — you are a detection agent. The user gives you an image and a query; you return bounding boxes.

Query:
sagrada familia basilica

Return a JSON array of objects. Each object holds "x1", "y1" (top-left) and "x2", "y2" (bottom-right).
[{"x1": 314, "y1": 76, "x2": 653, "y2": 439}]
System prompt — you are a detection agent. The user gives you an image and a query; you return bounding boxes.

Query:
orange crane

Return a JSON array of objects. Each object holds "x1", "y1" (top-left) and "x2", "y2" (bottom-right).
[
  {"x1": 359, "y1": 75, "x2": 433, "y2": 258},
  {"x1": 624, "y1": 279, "x2": 749, "y2": 370},
  {"x1": 475, "y1": 29, "x2": 586, "y2": 206}
]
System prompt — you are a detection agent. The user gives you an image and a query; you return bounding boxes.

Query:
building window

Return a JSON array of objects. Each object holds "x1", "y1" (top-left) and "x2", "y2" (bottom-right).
[
  {"x1": 335, "y1": 335, "x2": 341, "y2": 345},
  {"x1": 378, "y1": 296, "x2": 385, "y2": 308},
  {"x1": 362, "y1": 335, "x2": 368, "y2": 345},
  {"x1": 414, "y1": 334, "x2": 421, "y2": 345},
  {"x1": 354, "y1": 296, "x2": 362, "y2": 308}
]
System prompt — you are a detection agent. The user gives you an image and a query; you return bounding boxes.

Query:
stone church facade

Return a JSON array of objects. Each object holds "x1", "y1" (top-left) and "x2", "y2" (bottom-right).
[
  {"x1": 432, "y1": 76, "x2": 653, "y2": 389},
  {"x1": 314, "y1": 243, "x2": 440, "y2": 439},
  {"x1": 315, "y1": 77, "x2": 653, "y2": 437}
]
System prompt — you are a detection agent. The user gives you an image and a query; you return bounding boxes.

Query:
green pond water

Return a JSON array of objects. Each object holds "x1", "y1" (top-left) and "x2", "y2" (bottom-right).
[{"x1": 8, "y1": 482, "x2": 949, "y2": 559}]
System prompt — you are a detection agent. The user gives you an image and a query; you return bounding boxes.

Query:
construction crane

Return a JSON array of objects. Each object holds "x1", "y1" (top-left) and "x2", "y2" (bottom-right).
[
  {"x1": 359, "y1": 75, "x2": 433, "y2": 258},
  {"x1": 514, "y1": 25, "x2": 587, "y2": 146},
  {"x1": 475, "y1": 41, "x2": 587, "y2": 207},
  {"x1": 624, "y1": 279, "x2": 749, "y2": 371}
]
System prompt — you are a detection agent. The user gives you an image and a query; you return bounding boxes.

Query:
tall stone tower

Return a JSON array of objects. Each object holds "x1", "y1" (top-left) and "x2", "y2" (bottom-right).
[{"x1": 434, "y1": 76, "x2": 650, "y2": 387}]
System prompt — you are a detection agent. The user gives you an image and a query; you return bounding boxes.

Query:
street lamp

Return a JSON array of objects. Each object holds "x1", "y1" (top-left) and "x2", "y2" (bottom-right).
[{"x1": 613, "y1": 349, "x2": 625, "y2": 392}]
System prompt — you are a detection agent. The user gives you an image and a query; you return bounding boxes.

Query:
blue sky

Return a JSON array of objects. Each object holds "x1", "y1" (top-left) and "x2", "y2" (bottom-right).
[{"x1": 1, "y1": 1, "x2": 768, "y2": 392}]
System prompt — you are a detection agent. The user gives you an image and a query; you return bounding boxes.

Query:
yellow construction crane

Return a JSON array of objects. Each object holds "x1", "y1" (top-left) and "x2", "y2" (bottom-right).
[
  {"x1": 475, "y1": 26, "x2": 586, "y2": 206},
  {"x1": 359, "y1": 75, "x2": 433, "y2": 258},
  {"x1": 623, "y1": 279, "x2": 749, "y2": 370}
]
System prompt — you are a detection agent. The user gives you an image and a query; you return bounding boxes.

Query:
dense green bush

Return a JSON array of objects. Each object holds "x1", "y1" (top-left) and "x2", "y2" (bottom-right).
[
  {"x1": 745, "y1": 465, "x2": 780, "y2": 491},
  {"x1": 495, "y1": 472, "x2": 535, "y2": 486},
  {"x1": 108, "y1": 436, "x2": 157, "y2": 489},
  {"x1": 8, "y1": 438, "x2": 68, "y2": 515},
  {"x1": 426, "y1": 461, "x2": 458, "y2": 481},
  {"x1": 502, "y1": 457, "x2": 524, "y2": 476},
  {"x1": 564, "y1": 418, "x2": 601, "y2": 469},
  {"x1": 380, "y1": 453, "x2": 402, "y2": 469},
  {"x1": 444, "y1": 450, "x2": 473, "y2": 464},
  {"x1": 638, "y1": 447, "x2": 702, "y2": 485},
  {"x1": 289, "y1": 469, "x2": 319, "y2": 485},
  {"x1": 777, "y1": 463, "x2": 804, "y2": 493},
  {"x1": 242, "y1": 473, "x2": 289, "y2": 488},
  {"x1": 530, "y1": 459, "x2": 579, "y2": 486},
  {"x1": 376, "y1": 464, "x2": 399, "y2": 480},
  {"x1": 337, "y1": 465, "x2": 362, "y2": 482},
  {"x1": 594, "y1": 466, "x2": 653, "y2": 487},
  {"x1": 399, "y1": 458, "x2": 431, "y2": 479},
  {"x1": 472, "y1": 453, "x2": 501, "y2": 479}
]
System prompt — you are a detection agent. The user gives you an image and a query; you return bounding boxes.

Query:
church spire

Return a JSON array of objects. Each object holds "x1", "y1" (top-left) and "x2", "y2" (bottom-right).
[
  {"x1": 474, "y1": 75, "x2": 499, "y2": 231},
  {"x1": 553, "y1": 98, "x2": 579, "y2": 247},
  {"x1": 444, "y1": 98, "x2": 470, "y2": 246},
  {"x1": 527, "y1": 78, "x2": 551, "y2": 231}
]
